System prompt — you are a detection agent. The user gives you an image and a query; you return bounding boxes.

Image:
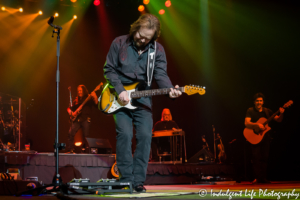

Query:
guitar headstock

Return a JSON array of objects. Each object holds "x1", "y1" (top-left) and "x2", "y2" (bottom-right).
[
  {"x1": 184, "y1": 85, "x2": 206, "y2": 95},
  {"x1": 283, "y1": 100, "x2": 293, "y2": 108},
  {"x1": 93, "y1": 82, "x2": 104, "y2": 92}
]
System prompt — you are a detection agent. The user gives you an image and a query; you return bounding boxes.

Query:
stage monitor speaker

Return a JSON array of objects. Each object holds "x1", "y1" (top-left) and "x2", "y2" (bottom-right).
[
  {"x1": 187, "y1": 149, "x2": 214, "y2": 163},
  {"x1": 85, "y1": 137, "x2": 112, "y2": 154}
]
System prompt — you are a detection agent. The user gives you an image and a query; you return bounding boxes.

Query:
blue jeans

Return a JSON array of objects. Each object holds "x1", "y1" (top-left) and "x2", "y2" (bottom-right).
[
  {"x1": 67, "y1": 119, "x2": 90, "y2": 151},
  {"x1": 113, "y1": 108, "x2": 153, "y2": 187}
]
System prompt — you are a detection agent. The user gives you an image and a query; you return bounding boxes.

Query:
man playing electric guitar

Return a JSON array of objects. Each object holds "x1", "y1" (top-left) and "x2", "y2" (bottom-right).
[
  {"x1": 244, "y1": 93, "x2": 284, "y2": 184},
  {"x1": 66, "y1": 85, "x2": 98, "y2": 153},
  {"x1": 103, "y1": 14, "x2": 182, "y2": 192}
]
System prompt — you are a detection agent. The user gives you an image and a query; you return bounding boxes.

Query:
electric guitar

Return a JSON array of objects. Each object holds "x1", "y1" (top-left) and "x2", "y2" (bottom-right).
[
  {"x1": 98, "y1": 82, "x2": 206, "y2": 114},
  {"x1": 70, "y1": 83, "x2": 103, "y2": 122},
  {"x1": 243, "y1": 100, "x2": 293, "y2": 144}
]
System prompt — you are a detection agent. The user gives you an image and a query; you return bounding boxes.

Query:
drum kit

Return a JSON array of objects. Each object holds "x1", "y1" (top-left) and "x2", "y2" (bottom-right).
[{"x1": 0, "y1": 98, "x2": 21, "y2": 151}]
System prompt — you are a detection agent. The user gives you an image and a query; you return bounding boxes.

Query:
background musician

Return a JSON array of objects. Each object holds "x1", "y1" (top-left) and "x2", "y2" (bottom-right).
[
  {"x1": 152, "y1": 108, "x2": 179, "y2": 161},
  {"x1": 245, "y1": 92, "x2": 284, "y2": 184},
  {"x1": 66, "y1": 85, "x2": 98, "y2": 153}
]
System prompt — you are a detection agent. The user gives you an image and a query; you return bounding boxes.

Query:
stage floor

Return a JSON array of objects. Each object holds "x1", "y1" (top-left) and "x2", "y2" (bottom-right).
[{"x1": 0, "y1": 181, "x2": 300, "y2": 199}]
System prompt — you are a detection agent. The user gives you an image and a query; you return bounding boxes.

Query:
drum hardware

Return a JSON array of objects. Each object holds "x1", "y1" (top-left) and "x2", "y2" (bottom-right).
[{"x1": 0, "y1": 97, "x2": 22, "y2": 151}]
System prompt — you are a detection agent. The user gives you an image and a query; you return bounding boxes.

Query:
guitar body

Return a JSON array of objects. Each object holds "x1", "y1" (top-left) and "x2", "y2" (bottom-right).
[
  {"x1": 98, "y1": 82, "x2": 139, "y2": 114},
  {"x1": 243, "y1": 117, "x2": 271, "y2": 145},
  {"x1": 70, "y1": 110, "x2": 81, "y2": 122}
]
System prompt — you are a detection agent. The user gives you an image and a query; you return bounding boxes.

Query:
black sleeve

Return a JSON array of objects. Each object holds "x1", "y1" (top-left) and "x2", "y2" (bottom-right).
[
  {"x1": 153, "y1": 121, "x2": 162, "y2": 132},
  {"x1": 103, "y1": 39, "x2": 126, "y2": 95},
  {"x1": 245, "y1": 107, "x2": 253, "y2": 118},
  {"x1": 153, "y1": 43, "x2": 174, "y2": 89},
  {"x1": 171, "y1": 121, "x2": 179, "y2": 129}
]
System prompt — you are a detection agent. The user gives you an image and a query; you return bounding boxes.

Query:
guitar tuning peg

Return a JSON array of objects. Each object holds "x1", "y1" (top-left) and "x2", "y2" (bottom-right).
[
  {"x1": 203, "y1": 86, "x2": 206, "y2": 89},
  {"x1": 192, "y1": 85, "x2": 194, "y2": 87}
]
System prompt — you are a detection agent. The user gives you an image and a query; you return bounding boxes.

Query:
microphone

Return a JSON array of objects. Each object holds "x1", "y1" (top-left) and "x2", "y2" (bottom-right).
[
  {"x1": 47, "y1": 16, "x2": 62, "y2": 30},
  {"x1": 47, "y1": 16, "x2": 54, "y2": 25}
]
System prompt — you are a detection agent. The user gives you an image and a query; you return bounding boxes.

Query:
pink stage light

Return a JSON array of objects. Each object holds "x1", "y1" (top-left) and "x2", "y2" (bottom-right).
[{"x1": 94, "y1": 0, "x2": 100, "y2": 6}]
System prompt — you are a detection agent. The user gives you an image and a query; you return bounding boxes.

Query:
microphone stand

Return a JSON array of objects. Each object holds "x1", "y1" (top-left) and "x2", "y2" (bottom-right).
[
  {"x1": 52, "y1": 22, "x2": 66, "y2": 192},
  {"x1": 212, "y1": 125, "x2": 216, "y2": 162},
  {"x1": 17, "y1": 17, "x2": 68, "y2": 197}
]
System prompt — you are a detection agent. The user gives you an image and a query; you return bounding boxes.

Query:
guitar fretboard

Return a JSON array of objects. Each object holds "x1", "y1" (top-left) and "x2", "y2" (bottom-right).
[
  {"x1": 130, "y1": 87, "x2": 185, "y2": 99},
  {"x1": 263, "y1": 100, "x2": 293, "y2": 126}
]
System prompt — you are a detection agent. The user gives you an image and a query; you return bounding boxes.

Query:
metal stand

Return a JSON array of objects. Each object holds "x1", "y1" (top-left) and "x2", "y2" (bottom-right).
[
  {"x1": 17, "y1": 17, "x2": 68, "y2": 197},
  {"x1": 153, "y1": 130, "x2": 187, "y2": 164},
  {"x1": 52, "y1": 25, "x2": 64, "y2": 189}
]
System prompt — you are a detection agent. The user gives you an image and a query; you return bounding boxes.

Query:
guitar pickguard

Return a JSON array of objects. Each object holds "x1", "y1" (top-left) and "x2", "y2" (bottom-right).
[{"x1": 105, "y1": 89, "x2": 137, "y2": 114}]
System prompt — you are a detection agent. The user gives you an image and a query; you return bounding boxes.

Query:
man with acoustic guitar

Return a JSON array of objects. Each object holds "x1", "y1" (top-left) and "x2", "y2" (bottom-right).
[
  {"x1": 103, "y1": 14, "x2": 181, "y2": 192},
  {"x1": 244, "y1": 93, "x2": 284, "y2": 184},
  {"x1": 66, "y1": 85, "x2": 98, "y2": 153}
]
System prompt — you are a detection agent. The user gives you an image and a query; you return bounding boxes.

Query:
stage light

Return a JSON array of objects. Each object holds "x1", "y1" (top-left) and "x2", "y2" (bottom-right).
[
  {"x1": 138, "y1": 5, "x2": 145, "y2": 12},
  {"x1": 159, "y1": 9, "x2": 165, "y2": 15},
  {"x1": 1, "y1": 7, "x2": 6, "y2": 11},
  {"x1": 165, "y1": 0, "x2": 171, "y2": 7},
  {"x1": 73, "y1": 15, "x2": 77, "y2": 19},
  {"x1": 94, "y1": 0, "x2": 100, "y2": 6},
  {"x1": 19, "y1": 8, "x2": 23, "y2": 12},
  {"x1": 70, "y1": 0, "x2": 77, "y2": 2},
  {"x1": 75, "y1": 142, "x2": 82, "y2": 146},
  {"x1": 38, "y1": 10, "x2": 43, "y2": 15},
  {"x1": 54, "y1": 12, "x2": 59, "y2": 17},
  {"x1": 143, "y1": 0, "x2": 150, "y2": 5}
]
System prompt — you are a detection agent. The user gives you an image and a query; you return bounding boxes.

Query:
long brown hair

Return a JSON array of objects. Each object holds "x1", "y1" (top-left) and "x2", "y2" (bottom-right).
[
  {"x1": 77, "y1": 85, "x2": 89, "y2": 97},
  {"x1": 129, "y1": 13, "x2": 161, "y2": 41}
]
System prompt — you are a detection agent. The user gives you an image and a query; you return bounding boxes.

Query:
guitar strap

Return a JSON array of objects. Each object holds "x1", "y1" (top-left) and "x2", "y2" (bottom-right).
[{"x1": 146, "y1": 41, "x2": 156, "y2": 87}]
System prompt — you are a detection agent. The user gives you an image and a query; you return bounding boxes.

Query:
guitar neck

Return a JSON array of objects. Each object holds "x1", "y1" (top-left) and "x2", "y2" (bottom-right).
[
  {"x1": 130, "y1": 87, "x2": 185, "y2": 99},
  {"x1": 263, "y1": 109, "x2": 280, "y2": 126},
  {"x1": 76, "y1": 95, "x2": 92, "y2": 111}
]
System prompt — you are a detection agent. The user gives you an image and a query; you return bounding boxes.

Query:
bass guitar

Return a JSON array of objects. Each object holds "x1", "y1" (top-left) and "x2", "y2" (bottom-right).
[
  {"x1": 98, "y1": 82, "x2": 206, "y2": 114},
  {"x1": 70, "y1": 83, "x2": 103, "y2": 122},
  {"x1": 243, "y1": 100, "x2": 293, "y2": 144}
]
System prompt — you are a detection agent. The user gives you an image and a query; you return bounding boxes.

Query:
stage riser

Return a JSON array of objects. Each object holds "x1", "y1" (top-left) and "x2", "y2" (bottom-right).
[{"x1": 1, "y1": 152, "x2": 237, "y2": 184}]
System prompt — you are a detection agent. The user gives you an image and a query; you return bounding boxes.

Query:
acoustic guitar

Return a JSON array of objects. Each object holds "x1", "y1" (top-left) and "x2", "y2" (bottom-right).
[{"x1": 243, "y1": 100, "x2": 293, "y2": 144}]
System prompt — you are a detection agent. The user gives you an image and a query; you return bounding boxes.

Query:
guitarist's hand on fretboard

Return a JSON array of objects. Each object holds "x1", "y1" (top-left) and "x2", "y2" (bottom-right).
[
  {"x1": 169, "y1": 85, "x2": 182, "y2": 98},
  {"x1": 279, "y1": 107, "x2": 285, "y2": 114}
]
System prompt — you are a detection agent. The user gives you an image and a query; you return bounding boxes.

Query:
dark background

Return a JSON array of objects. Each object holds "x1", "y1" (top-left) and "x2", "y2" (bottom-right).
[{"x1": 0, "y1": 0, "x2": 299, "y2": 181}]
